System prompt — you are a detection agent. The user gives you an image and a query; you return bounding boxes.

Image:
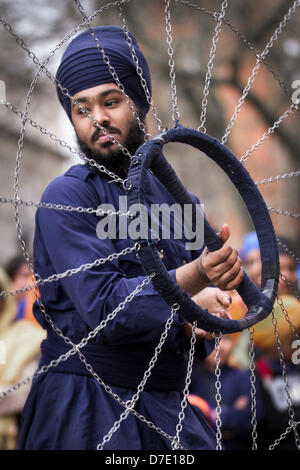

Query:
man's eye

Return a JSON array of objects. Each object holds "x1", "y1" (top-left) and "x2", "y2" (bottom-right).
[
  {"x1": 106, "y1": 100, "x2": 118, "y2": 107},
  {"x1": 78, "y1": 107, "x2": 88, "y2": 115}
]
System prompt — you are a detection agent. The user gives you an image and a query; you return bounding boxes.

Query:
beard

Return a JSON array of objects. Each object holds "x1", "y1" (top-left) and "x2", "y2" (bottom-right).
[{"x1": 76, "y1": 119, "x2": 145, "y2": 179}]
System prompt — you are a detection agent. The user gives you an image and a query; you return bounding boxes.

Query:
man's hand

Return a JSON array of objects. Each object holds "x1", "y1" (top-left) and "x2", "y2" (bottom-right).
[
  {"x1": 184, "y1": 287, "x2": 232, "y2": 340},
  {"x1": 196, "y1": 224, "x2": 244, "y2": 291}
]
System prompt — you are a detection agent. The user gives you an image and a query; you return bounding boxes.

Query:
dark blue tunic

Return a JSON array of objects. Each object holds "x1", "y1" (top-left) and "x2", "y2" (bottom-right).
[{"x1": 18, "y1": 163, "x2": 216, "y2": 450}]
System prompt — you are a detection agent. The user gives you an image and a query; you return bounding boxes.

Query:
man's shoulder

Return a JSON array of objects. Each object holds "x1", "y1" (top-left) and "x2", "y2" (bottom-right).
[{"x1": 41, "y1": 163, "x2": 96, "y2": 204}]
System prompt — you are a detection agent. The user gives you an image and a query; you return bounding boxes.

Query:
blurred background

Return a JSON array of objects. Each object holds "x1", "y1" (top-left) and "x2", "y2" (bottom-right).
[{"x1": 0, "y1": 0, "x2": 299, "y2": 262}]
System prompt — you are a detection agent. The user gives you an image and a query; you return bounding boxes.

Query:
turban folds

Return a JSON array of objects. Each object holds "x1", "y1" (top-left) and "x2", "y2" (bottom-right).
[{"x1": 56, "y1": 26, "x2": 151, "y2": 122}]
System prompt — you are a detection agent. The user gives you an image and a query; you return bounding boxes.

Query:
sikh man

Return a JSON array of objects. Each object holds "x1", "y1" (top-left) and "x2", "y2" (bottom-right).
[{"x1": 18, "y1": 26, "x2": 243, "y2": 450}]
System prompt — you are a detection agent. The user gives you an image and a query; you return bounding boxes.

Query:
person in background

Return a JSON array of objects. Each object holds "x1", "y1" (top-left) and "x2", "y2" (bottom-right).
[
  {"x1": 188, "y1": 334, "x2": 265, "y2": 450},
  {"x1": 230, "y1": 233, "x2": 300, "y2": 369},
  {"x1": 240, "y1": 233, "x2": 299, "y2": 297},
  {"x1": 229, "y1": 232, "x2": 300, "y2": 448},
  {"x1": 5, "y1": 254, "x2": 38, "y2": 325},
  {"x1": 253, "y1": 297, "x2": 300, "y2": 450},
  {"x1": 0, "y1": 268, "x2": 45, "y2": 449}
]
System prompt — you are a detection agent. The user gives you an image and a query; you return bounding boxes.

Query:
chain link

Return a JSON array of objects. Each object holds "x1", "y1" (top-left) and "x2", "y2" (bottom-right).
[
  {"x1": 271, "y1": 310, "x2": 300, "y2": 449},
  {"x1": 198, "y1": 0, "x2": 228, "y2": 133},
  {"x1": 269, "y1": 420, "x2": 300, "y2": 450},
  {"x1": 221, "y1": 0, "x2": 300, "y2": 144},
  {"x1": 0, "y1": 194, "x2": 132, "y2": 218},
  {"x1": 0, "y1": 273, "x2": 155, "y2": 399},
  {"x1": 171, "y1": 320, "x2": 197, "y2": 450},
  {"x1": 36, "y1": 273, "x2": 184, "y2": 449},
  {"x1": 214, "y1": 334, "x2": 223, "y2": 450},
  {"x1": 277, "y1": 238, "x2": 300, "y2": 265},
  {"x1": 0, "y1": 5, "x2": 135, "y2": 174},
  {"x1": 173, "y1": 0, "x2": 300, "y2": 113},
  {"x1": 117, "y1": 4, "x2": 166, "y2": 133},
  {"x1": 2, "y1": 0, "x2": 300, "y2": 451},
  {"x1": 98, "y1": 304, "x2": 181, "y2": 450},
  {"x1": 0, "y1": 245, "x2": 137, "y2": 298},
  {"x1": 4, "y1": 101, "x2": 126, "y2": 186},
  {"x1": 1, "y1": 8, "x2": 179, "y2": 446},
  {"x1": 240, "y1": 104, "x2": 297, "y2": 164},
  {"x1": 164, "y1": 0, "x2": 180, "y2": 124},
  {"x1": 276, "y1": 296, "x2": 300, "y2": 341},
  {"x1": 279, "y1": 272, "x2": 300, "y2": 303},
  {"x1": 248, "y1": 327, "x2": 258, "y2": 450},
  {"x1": 268, "y1": 207, "x2": 300, "y2": 219},
  {"x1": 255, "y1": 170, "x2": 300, "y2": 187}
]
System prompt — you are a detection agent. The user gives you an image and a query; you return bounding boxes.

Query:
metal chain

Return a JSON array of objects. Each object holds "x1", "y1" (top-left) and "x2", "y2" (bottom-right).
[
  {"x1": 271, "y1": 310, "x2": 300, "y2": 449},
  {"x1": 97, "y1": 304, "x2": 180, "y2": 450},
  {"x1": 269, "y1": 420, "x2": 300, "y2": 450},
  {"x1": 255, "y1": 170, "x2": 300, "y2": 187},
  {"x1": 268, "y1": 207, "x2": 300, "y2": 219},
  {"x1": 248, "y1": 327, "x2": 258, "y2": 450},
  {"x1": 240, "y1": 104, "x2": 298, "y2": 164},
  {"x1": 2, "y1": 0, "x2": 300, "y2": 451},
  {"x1": 4, "y1": 102, "x2": 126, "y2": 187},
  {"x1": 214, "y1": 334, "x2": 223, "y2": 450},
  {"x1": 277, "y1": 238, "x2": 300, "y2": 265},
  {"x1": 198, "y1": 0, "x2": 228, "y2": 133},
  {"x1": 0, "y1": 8, "x2": 135, "y2": 172},
  {"x1": 164, "y1": 0, "x2": 180, "y2": 124},
  {"x1": 173, "y1": 0, "x2": 300, "y2": 113},
  {"x1": 1, "y1": 8, "x2": 178, "y2": 446},
  {"x1": 279, "y1": 272, "x2": 300, "y2": 303},
  {"x1": 221, "y1": 0, "x2": 300, "y2": 144},
  {"x1": 117, "y1": 4, "x2": 166, "y2": 133},
  {"x1": 74, "y1": 0, "x2": 150, "y2": 143},
  {"x1": 276, "y1": 296, "x2": 300, "y2": 341},
  {"x1": 0, "y1": 195, "x2": 132, "y2": 218},
  {"x1": 171, "y1": 321, "x2": 197, "y2": 450},
  {"x1": 0, "y1": 245, "x2": 137, "y2": 298},
  {"x1": 35, "y1": 274, "x2": 184, "y2": 449},
  {"x1": 77, "y1": 340, "x2": 186, "y2": 450},
  {"x1": 0, "y1": 273, "x2": 155, "y2": 400}
]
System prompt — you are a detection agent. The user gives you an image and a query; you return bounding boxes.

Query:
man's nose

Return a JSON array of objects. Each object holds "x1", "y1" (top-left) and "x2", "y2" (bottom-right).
[{"x1": 92, "y1": 106, "x2": 110, "y2": 127}]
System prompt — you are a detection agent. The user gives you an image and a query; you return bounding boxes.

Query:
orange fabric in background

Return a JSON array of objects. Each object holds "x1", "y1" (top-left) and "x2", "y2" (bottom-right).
[{"x1": 187, "y1": 394, "x2": 211, "y2": 420}]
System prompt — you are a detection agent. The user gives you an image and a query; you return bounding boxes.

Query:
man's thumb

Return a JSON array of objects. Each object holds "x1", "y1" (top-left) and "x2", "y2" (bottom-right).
[{"x1": 218, "y1": 224, "x2": 230, "y2": 244}]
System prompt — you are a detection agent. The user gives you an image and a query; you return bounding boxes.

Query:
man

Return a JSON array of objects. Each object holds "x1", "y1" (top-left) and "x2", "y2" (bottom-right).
[
  {"x1": 240, "y1": 232, "x2": 299, "y2": 296},
  {"x1": 18, "y1": 26, "x2": 243, "y2": 450}
]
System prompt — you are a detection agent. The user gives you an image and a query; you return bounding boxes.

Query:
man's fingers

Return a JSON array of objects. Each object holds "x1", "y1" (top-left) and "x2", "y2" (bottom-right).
[
  {"x1": 216, "y1": 290, "x2": 232, "y2": 308},
  {"x1": 218, "y1": 309, "x2": 232, "y2": 320},
  {"x1": 224, "y1": 268, "x2": 244, "y2": 291},
  {"x1": 203, "y1": 245, "x2": 233, "y2": 267},
  {"x1": 211, "y1": 249, "x2": 239, "y2": 276}
]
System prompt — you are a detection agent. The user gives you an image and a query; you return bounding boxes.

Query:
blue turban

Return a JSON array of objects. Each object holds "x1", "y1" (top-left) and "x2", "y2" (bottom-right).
[
  {"x1": 56, "y1": 26, "x2": 151, "y2": 122},
  {"x1": 239, "y1": 232, "x2": 259, "y2": 262}
]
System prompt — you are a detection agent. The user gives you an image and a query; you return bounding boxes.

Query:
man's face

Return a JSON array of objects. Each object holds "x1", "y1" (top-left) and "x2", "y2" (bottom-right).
[
  {"x1": 278, "y1": 254, "x2": 298, "y2": 295},
  {"x1": 71, "y1": 83, "x2": 145, "y2": 176},
  {"x1": 244, "y1": 248, "x2": 262, "y2": 288}
]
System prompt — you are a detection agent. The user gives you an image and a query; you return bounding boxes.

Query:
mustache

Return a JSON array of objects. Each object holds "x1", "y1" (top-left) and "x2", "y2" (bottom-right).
[{"x1": 91, "y1": 126, "x2": 121, "y2": 143}]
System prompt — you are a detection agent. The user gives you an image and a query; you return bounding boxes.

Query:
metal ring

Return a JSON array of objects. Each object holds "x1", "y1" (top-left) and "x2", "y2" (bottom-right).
[
  {"x1": 126, "y1": 126, "x2": 279, "y2": 334},
  {"x1": 122, "y1": 179, "x2": 133, "y2": 192}
]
